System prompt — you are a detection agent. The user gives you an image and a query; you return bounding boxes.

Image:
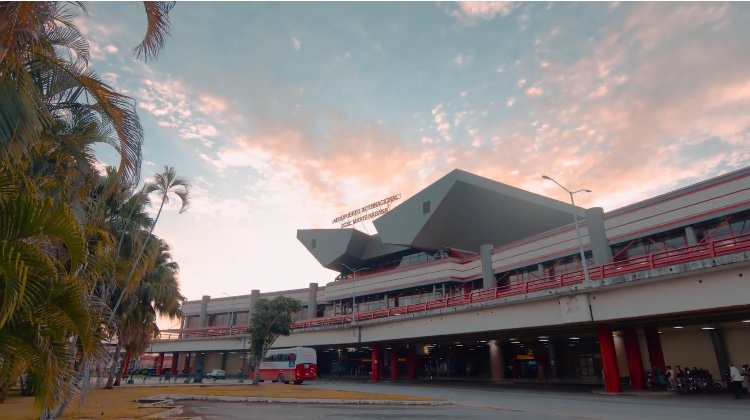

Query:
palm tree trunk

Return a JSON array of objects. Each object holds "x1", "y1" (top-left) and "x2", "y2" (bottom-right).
[
  {"x1": 104, "y1": 341, "x2": 122, "y2": 389},
  {"x1": 0, "y1": 379, "x2": 12, "y2": 403},
  {"x1": 114, "y1": 353, "x2": 130, "y2": 386}
]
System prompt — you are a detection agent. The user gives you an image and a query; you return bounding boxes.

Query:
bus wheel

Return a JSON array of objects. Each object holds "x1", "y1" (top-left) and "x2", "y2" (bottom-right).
[
  {"x1": 293, "y1": 380, "x2": 303, "y2": 385},
  {"x1": 277, "y1": 373, "x2": 285, "y2": 384}
]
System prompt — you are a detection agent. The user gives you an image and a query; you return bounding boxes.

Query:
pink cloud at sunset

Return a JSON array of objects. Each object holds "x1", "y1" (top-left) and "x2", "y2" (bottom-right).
[{"x1": 75, "y1": 2, "x2": 750, "y2": 303}]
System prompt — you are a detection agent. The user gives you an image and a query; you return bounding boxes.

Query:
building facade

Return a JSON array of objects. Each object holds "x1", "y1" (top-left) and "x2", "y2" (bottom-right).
[{"x1": 150, "y1": 168, "x2": 750, "y2": 392}]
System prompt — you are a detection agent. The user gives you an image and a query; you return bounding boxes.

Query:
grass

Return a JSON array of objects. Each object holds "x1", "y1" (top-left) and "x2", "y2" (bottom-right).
[{"x1": 3, "y1": 382, "x2": 439, "y2": 419}]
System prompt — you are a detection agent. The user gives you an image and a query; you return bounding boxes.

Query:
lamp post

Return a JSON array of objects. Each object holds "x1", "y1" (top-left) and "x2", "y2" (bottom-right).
[
  {"x1": 340, "y1": 263, "x2": 371, "y2": 325},
  {"x1": 222, "y1": 292, "x2": 236, "y2": 335},
  {"x1": 542, "y1": 175, "x2": 592, "y2": 283}
]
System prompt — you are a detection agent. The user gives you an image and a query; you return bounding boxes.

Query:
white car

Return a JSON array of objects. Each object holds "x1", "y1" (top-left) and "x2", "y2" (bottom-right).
[{"x1": 205, "y1": 369, "x2": 226, "y2": 379}]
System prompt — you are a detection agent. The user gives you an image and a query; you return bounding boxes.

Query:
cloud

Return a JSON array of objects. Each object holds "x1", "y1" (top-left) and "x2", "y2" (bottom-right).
[
  {"x1": 449, "y1": 2, "x2": 516, "y2": 22},
  {"x1": 292, "y1": 37, "x2": 301, "y2": 50},
  {"x1": 196, "y1": 95, "x2": 229, "y2": 115},
  {"x1": 525, "y1": 86, "x2": 543, "y2": 97}
]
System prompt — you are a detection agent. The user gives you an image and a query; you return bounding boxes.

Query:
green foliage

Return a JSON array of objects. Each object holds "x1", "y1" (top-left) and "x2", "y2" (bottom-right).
[{"x1": 248, "y1": 296, "x2": 303, "y2": 361}]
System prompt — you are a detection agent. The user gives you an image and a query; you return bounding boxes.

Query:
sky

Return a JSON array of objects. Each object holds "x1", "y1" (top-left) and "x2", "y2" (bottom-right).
[{"x1": 76, "y1": 1, "x2": 750, "y2": 308}]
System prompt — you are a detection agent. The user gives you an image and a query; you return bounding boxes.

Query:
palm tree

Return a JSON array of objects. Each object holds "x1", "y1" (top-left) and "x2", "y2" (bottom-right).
[
  {"x1": 116, "y1": 239, "x2": 184, "y2": 385},
  {"x1": 105, "y1": 166, "x2": 189, "y2": 388},
  {"x1": 1, "y1": 1, "x2": 177, "y2": 183}
]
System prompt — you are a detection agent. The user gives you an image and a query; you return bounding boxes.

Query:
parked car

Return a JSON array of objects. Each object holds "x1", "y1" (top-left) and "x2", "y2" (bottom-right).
[{"x1": 205, "y1": 369, "x2": 226, "y2": 379}]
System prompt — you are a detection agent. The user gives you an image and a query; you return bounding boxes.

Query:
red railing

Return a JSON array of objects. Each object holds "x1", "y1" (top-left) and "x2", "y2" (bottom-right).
[{"x1": 157, "y1": 232, "x2": 750, "y2": 339}]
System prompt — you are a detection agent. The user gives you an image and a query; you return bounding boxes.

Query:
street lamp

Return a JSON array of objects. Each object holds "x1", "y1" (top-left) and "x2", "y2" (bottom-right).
[
  {"x1": 542, "y1": 175, "x2": 592, "y2": 283},
  {"x1": 340, "y1": 263, "x2": 371, "y2": 325},
  {"x1": 222, "y1": 292, "x2": 236, "y2": 334}
]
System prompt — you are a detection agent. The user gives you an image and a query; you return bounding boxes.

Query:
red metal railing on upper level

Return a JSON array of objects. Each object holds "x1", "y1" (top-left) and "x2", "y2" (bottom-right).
[{"x1": 157, "y1": 232, "x2": 750, "y2": 340}]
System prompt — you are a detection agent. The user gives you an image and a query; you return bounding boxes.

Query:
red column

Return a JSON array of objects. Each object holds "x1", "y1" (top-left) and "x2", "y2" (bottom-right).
[
  {"x1": 407, "y1": 345, "x2": 418, "y2": 380},
  {"x1": 390, "y1": 346, "x2": 399, "y2": 381},
  {"x1": 170, "y1": 352, "x2": 180, "y2": 375},
  {"x1": 371, "y1": 344, "x2": 380, "y2": 382},
  {"x1": 597, "y1": 324, "x2": 622, "y2": 393},
  {"x1": 155, "y1": 352, "x2": 165, "y2": 375},
  {"x1": 622, "y1": 326, "x2": 645, "y2": 390},
  {"x1": 644, "y1": 326, "x2": 665, "y2": 371},
  {"x1": 120, "y1": 353, "x2": 131, "y2": 378}
]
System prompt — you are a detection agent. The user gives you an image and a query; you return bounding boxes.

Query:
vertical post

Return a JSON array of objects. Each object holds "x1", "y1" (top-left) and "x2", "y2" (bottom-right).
[
  {"x1": 390, "y1": 346, "x2": 399, "y2": 382},
  {"x1": 570, "y1": 193, "x2": 591, "y2": 284},
  {"x1": 170, "y1": 352, "x2": 180, "y2": 376},
  {"x1": 644, "y1": 326, "x2": 665, "y2": 370},
  {"x1": 308, "y1": 282, "x2": 319, "y2": 319},
  {"x1": 489, "y1": 339, "x2": 504, "y2": 381},
  {"x1": 597, "y1": 324, "x2": 622, "y2": 393},
  {"x1": 198, "y1": 295, "x2": 210, "y2": 328},
  {"x1": 183, "y1": 354, "x2": 192, "y2": 376},
  {"x1": 480, "y1": 244, "x2": 495, "y2": 289},
  {"x1": 371, "y1": 344, "x2": 380, "y2": 382},
  {"x1": 407, "y1": 345, "x2": 418, "y2": 380},
  {"x1": 155, "y1": 352, "x2": 165, "y2": 376},
  {"x1": 584, "y1": 207, "x2": 612, "y2": 265},
  {"x1": 622, "y1": 326, "x2": 645, "y2": 390}
]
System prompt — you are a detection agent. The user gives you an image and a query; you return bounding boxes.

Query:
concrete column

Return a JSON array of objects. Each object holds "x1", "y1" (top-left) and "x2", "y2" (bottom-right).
[
  {"x1": 644, "y1": 326, "x2": 665, "y2": 370},
  {"x1": 198, "y1": 295, "x2": 210, "y2": 327},
  {"x1": 384, "y1": 293, "x2": 389, "y2": 309},
  {"x1": 548, "y1": 339, "x2": 558, "y2": 380},
  {"x1": 183, "y1": 354, "x2": 192, "y2": 376},
  {"x1": 307, "y1": 283, "x2": 318, "y2": 319},
  {"x1": 170, "y1": 352, "x2": 179, "y2": 375},
  {"x1": 407, "y1": 345, "x2": 418, "y2": 380},
  {"x1": 489, "y1": 339, "x2": 504, "y2": 380},
  {"x1": 538, "y1": 264, "x2": 546, "y2": 279},
  {"x1": 371, "y1": 344, "x2": 380, "y2": 382},
  {"x1": 194, "y1": 354, "x2": 205, "y2": 383},
  {"x1": 622, "y1": 326, "x2": 645, "y2": 390},
  {"x1": 597, "y1": 324, "x2": 622, "y2": 393},
  {"x1": 480, "y1": 244, "x2": 495, "y2": 289},
  {"x1": 220, "y1": 353, "x2": 228, "y2": 370},
  {"x1": 584, "y1": 207, "x2": 612, "y2": 265},
  {"x1": 685, "y1": 226, "x2": 698, "y2": 246},
  {"x1": 155, "y1": 352, "x2": 165, "y2": 376},
  {"x1": 709, "y1": 328, "x2": 730, "y2": 378},
  {"x1": 390, "y1": 346, "x2": 399, "y2": 381},
  {"x1": 249, "y1": 289, "x2": 260, "y2": 316}
]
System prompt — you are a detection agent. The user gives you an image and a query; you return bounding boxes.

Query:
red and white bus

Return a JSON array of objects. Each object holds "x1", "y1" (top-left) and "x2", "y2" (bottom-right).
[{"x1": 258, "y1": 347, "x2": 317, "y2": 384}]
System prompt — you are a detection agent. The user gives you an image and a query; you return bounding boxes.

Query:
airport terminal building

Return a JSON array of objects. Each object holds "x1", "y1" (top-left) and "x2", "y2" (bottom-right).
[{"x1": 152, "y1": 168, "x2": 750, "y2": 393}]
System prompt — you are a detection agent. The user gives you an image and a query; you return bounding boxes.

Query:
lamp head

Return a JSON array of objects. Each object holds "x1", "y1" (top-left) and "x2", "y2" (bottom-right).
[
  {"x1": 584, "y1": 189, "x2": 592, "y2": 193},
  {"x1": 542, "y1": 175, "x2": 551, "y2": 180}
]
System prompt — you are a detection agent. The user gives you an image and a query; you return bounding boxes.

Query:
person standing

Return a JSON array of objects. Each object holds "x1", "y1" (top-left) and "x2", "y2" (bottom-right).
[{"x1": 729, "y1": 364, "x2": 743, "y2": 399}]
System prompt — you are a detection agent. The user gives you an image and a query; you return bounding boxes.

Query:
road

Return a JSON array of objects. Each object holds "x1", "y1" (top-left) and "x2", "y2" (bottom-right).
[{"x1": 181, "y1": 380, "x2": 749, "y2": 419}]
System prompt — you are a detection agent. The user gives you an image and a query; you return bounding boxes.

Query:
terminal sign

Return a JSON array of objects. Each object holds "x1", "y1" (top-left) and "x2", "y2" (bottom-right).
[{"x1": 332, "y1": 193, "x2": 402, "y2": 228}]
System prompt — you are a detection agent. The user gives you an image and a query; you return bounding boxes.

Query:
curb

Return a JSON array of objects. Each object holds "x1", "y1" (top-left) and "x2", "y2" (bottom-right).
[{"x1": 150, "y1": 393, "x2": 449, "y2": 406}]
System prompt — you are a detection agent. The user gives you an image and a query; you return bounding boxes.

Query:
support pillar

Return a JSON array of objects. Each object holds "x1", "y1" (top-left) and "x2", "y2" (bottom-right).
[
  {"x1": 390, "y1": 346, "x2": 399, "y2": 382},
  {"x1": 308, "y1": 283, "x2": 318, "y2": 319},
  {"x1": 155, "y1": 352, "x2": 165, "y2": 376},
  {"x1": 198, "y1": 295, "x2": 210, "y2": 327},
  {"x1": 597, "y1": 324, "x2": 622, "y2": 393},
  {"x1": 184, "y1": 354, "x2": 192, "y2": 376},
  {"x1": 371, "y1": 344, "x2": 380, "y2": 382},
  {"x1": 220, "y1": 352, "x2": 227, "y2": 370},
  {"x1": 407, "y1": 345, "x2": 418, "y2": 380},
  {"x1": 585, "y1": 207, "x2": 612, "y2": 265},
  {"x1": 194, "y1": 354, "x2": 205, "y2": 383},
  {"x1": 249, "y1": 289, "x2": 260, "y2": 316},
  {"x1": 171, "y1": 352, "x2": 179, "y2": 375},
  {"x1": 480, "y1": 244, "x2": 495, "y2": 289},
  {"x1": 622, "y1": 326, "x2": 645, "y2": 390},
  {"x1": 685, "y1": 226, "x2": 698, "y2": 246},
  {"x1": 709, "y1": 328, "x2": 730, "y2": 379},
  {"x1": 644, "y1": 326, "x2": 665, "y2": 370},
  {"x1": 489, "y1": 339, "x2": 504, "y2": 381}
]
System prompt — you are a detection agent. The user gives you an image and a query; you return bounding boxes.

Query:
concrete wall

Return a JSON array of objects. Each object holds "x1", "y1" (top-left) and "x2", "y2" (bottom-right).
[
  {"x1": 725, "y1": 324, "x2": 750, "y2": 367},
  {"x1": 660, "y1": 329, "x2": 720, "y2": 378}
]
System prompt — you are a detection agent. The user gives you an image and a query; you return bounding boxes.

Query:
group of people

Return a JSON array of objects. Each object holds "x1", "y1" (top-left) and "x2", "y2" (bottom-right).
[{"x1": 656, "y1": 364, "x2": 750, "y2": 398}]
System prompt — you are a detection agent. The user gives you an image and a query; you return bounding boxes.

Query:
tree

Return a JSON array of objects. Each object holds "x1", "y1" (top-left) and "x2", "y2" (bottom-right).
[
  {"x1": 105, "y1": 166, "x2": 189, "y2": 389},
  {"x1": 248, "y1": 296, "x2": 302, "y2": 385}
]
